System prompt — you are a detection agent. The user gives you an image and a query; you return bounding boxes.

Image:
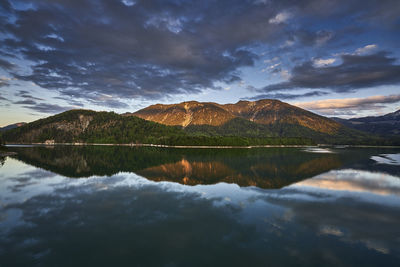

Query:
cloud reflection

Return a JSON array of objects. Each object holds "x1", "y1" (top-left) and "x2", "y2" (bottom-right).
[
  {"x1": 287, "y1": 169, "x2": 400, "y2": 202},
  {"x1": 0, "y1": 156, "x2": 400, "y2": 266}
]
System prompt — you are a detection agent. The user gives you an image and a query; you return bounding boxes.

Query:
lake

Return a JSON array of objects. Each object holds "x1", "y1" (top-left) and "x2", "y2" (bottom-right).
[{"x1": 1, "y1": 145, "x2": 399, "y2": 266}]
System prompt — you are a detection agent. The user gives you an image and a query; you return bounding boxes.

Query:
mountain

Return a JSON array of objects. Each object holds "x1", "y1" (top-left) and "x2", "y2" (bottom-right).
[
  {"x1": 332, "y1": 109, "x2": 400, "y2": 136},
  {"x1": 128, "y1": 99, "x2": 365, "y2": 142},
  {"x1": 129, "y1": 99, "x2": 342, "y2": 134},
  {"x1": 128, "y1": 99, "x2": 400, "y2": 145},
  {"x1": 1, "y1": 109, "x2": 185, "y2": 144},
  {"x1": 1, "y1": 109, "x2": 313, "y2": 146},
  {"x1": 2, "y1": 101, "x2": 397, "y2": 146},
  {"x1": 220, "y1": 100, "x2": 341, "y2": 134},
  {"x1": 128, "y1": 101, "x2": 236, "y2": 127},
  {"x1": 0, "y1": 122, "x2": 26, "y2": 132}
]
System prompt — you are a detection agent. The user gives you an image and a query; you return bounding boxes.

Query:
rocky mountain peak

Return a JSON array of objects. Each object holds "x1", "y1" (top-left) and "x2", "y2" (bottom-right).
[{"x1": 129, "y1": 99, "x2": 341, "y2": 134}]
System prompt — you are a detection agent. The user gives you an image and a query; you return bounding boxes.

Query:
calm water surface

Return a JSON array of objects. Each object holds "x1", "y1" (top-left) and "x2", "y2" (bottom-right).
[{"x1": 0, "y1": 146, "x2": 399, "y2": 266}]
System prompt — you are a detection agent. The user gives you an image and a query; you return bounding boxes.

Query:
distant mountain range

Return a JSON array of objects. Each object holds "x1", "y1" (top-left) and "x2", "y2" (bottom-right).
[
  {"x1": 1, "y1": 100, "x2": 398, "y2": 146},
  {"x1": 0, "y1": 122, "x2": 26, "y2": 132},
  {"x1": 332, "y1": 109, "x2": 400, "y2": 136}
]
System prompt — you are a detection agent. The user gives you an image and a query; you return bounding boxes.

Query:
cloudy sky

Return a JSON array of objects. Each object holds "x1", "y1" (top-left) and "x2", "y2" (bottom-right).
[{"x1": 0, "y1": 0, "x2": 400, "y2": 126}]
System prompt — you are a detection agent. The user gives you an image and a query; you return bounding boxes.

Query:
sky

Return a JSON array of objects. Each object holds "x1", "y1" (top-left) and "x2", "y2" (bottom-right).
[{"x1": 0, "y1": 0, "x2": 400, "y2": 126}]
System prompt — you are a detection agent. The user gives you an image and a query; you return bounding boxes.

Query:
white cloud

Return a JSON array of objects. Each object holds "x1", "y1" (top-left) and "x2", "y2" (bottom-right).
[
  {"x1": 355, "y1": 44, "x2": 378, "y2": 55},
  {"x1": 331, "y1": 44, "x2": 378, "y2": 58},
  {"x1": 294, "y1": 94, "x2": 400, "y2": 114},
  {"x1": 45, "y1": 33, "x2": 64, "y2": 42},
  {"x1": 263, "y1": 57, "x2": 279, "y2": 63},
  {"x1": 261, "y1": 62, "x2": 281, "y2": 72},
  {"x1": 315, "y1": 31, "x2": 334, "y2": 46},
  {"x1": 121, "y1": 0, "x2": 136, "y2": 6},
  {"x1": 145, "y1": 16, "x2": 183, "y2": 33},
  {"x1": 280, "y1": 69, "x2": 291, "y2": 80},
  {"x1": 313, "y1": 58, "x2": 336, "y2": 67},
  {"x1": 0, "y1": 76, "x2": 12, "y2": 81},
  {"x1": 269, "y1": 62, "x2": 281, "y2": 69},
  {"x1": 280, "y1": 39, "x2": 295, "y2": 48},
  {"x1": 269, "y1": 11, "x2": 291, "y2": 24}
]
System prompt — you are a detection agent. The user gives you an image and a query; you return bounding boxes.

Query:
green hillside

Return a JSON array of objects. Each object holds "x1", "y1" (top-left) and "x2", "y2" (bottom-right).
[
  {"x1": 184, "y1": 117, "x2": 389, "y2": 145},
  {"x1": 2, "y1": 110, "x2": 184, "y2": 144},
  {"x1": 2, "y1": 110, "x2": 314, "y2": 146}
]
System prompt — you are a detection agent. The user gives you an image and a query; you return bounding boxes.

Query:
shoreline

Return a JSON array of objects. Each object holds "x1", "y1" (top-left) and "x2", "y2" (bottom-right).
[
  {"x1": 4, "y1": 143, "x2": 400, "y2": 149},
  {"x1": 6, "y1": 143, "x2": 311, "y2": 149}
]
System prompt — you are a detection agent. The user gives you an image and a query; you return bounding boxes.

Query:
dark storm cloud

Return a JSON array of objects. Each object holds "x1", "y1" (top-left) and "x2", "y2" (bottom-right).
[
  {"x1": 89, "y1": 98, "x2": 130, "y2": 109},
  {"x1": 57, "y1": 90, "x2": 129, "y2": 108},
  {"x1": 261, "y1": 52, "x2": 400, "y2": 93},
  {"x1": 292, "y1": 30, "x2": 335, "y2": 46},
  {"x1": 246, "y1": 91, "x2": 328, "y2": 101},
  {"x1": 285, "y1": 0, "x2": 400, "y2": 25},
  {"x1": 1, "y1": 0, "x2": 272, "y2": 101},
  {"x1": 0, "y1": 80, "x2": 9, "y2": 87},
  {"x1": 0, "y1": 58, "x2": 14, "y2": 70},
  {"x1": 13, "y1": 99, "x2": 37, "y2": 105},
  {"x1": 54, "y1": 96, "x2": 85, "y2": 107},
  {"x1": 15, "y1": 90, "x2": 43, "y2": 100},
  {"x1": 23, "y1": 103, "x2": 72, "y2": 114},
  {"x1": 0, "y1": 0, "x2": 399, "y2": 104},
  {"x1": 12, "y1": 90, "x2": 44, "y2": 108}
]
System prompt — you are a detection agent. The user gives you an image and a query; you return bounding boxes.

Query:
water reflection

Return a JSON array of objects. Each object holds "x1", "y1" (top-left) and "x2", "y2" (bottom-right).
[
  {"x1": 0, "y1": 147, "x2": 399, "y2": 266},
  {"x1": 291, "y1": 169, "x2": 400, "y2": 199},
  {"x1": 7, "y1": 145, "x2": 400, "y2": 188},
  {"x1": 371, "y1": 153, "x2": 400, "y2": 166}
]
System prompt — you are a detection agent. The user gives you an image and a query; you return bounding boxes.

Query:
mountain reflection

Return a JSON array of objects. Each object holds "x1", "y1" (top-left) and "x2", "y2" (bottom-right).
[
  {"x1": 136, "y1": 156, "x2": 342, "y2": 188},
  {"x1": 8, "y1": 145, "x2": 400, "y2": 189}
]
